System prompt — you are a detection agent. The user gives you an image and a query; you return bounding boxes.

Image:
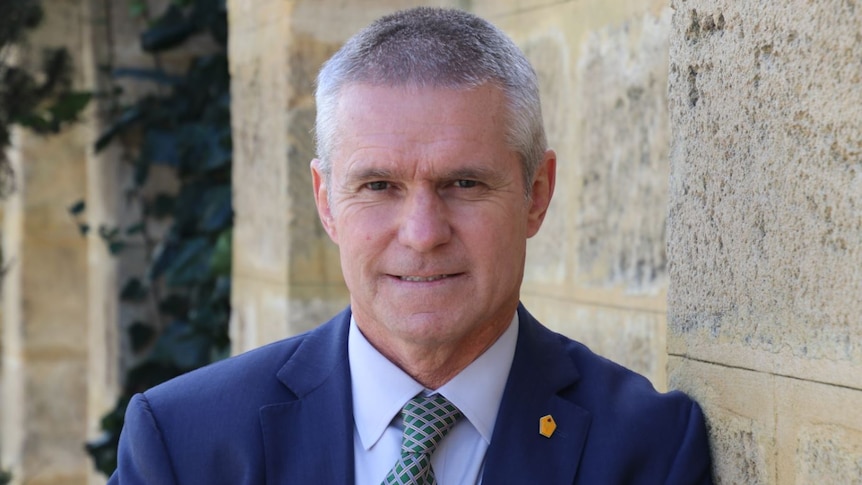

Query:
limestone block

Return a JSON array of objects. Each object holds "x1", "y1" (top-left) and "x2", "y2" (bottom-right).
[
  {"x1": 20, "y1": 358, "x2": 88, "y2": 482},
  {"x1": 230, "y1": 53, "x2": 290, "y2": 283},
  {"x1": 523, "y1": 294, "x2": 667, "y2": 388},
  {"x1": 574, "y1": 8, "x2": 672, "y2": 293},
  {"x1": 230, "y1": 274, "x2": 349, "y2": 352},
  {"x1": 775, "y1": 376, "x2": 862, "y2": 484},
  {"x1": 285, "y1": 294, "x2": 350, "y2": 336},
  {"x1": 285, "y1": 104, "x2": 340, "y2": 288},
  {"x1": 228, "y1": 0, "x2": 293, "y2": 35},
  {"x1": 19, "y1": 241, "x2": 87, "y2": 351},
  {"x1": 668, "y1": 357, "x2": 776, "y2": 485},
  {"x1": 667, "y1": 0, "x2": 862, "y2": 388},
  {"x1": 291, "y1": 0, "x2": 462, "y2": 44},
  {"x1": 230, "y1": 276, "x2": 290, "y2": 352},
  {"x1": 522, "y1": 29, "x2": 572, "y2": 286}
]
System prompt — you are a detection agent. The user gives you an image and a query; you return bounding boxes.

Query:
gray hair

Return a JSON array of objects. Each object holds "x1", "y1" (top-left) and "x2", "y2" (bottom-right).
[{"x1": 314, "y1": 7, "x2": 547, "y2": 193}]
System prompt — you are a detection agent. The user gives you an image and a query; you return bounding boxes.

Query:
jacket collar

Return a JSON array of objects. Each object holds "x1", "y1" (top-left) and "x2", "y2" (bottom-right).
[
  {"x1": 482, "y1": 304, "x2": 591, "y2": 484},
  {"x1": 259, "y1": 307, "x2": 355, "y2": 484}
]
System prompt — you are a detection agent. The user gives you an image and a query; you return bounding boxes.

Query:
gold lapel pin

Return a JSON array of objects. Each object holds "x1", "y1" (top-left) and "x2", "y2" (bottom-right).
[{"x1": 539, "y1": 414, "x2": 556, "y2": 438}]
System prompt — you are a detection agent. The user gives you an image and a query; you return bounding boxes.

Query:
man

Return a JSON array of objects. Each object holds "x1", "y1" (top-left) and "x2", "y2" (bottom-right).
[{"x1": 109, "y1": 7, "x2": 712, "y2": 485}]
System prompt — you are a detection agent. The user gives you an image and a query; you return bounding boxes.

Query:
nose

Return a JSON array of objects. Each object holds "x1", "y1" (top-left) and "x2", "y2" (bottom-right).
[{"x1": 398, "y1": 188, "x2": 452, "y2": 252}]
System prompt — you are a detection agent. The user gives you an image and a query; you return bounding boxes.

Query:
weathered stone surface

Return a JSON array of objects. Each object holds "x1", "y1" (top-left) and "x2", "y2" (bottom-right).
[
  {"x1": 521, "y1": 31, "x2": 572, "y2": 285},
  {"x1": 230, "y1": 43, "x2": 291, "y2": 283},
  {"x1": 523, "y1": 294, "x2": 667, "y2": 388},
  {"x1": 667, "y1": 0, "x2": 862, "y2": 387},
  {"x1": 668, "y1": 1, "x2": 862, "y2": 481},
  {"x1": 230, "y1": 276, "x2": 348, "y2": 352},
  {"x1": 3, "y1": 133, "x2": 90, "y2": 485},
  {"x1": 774, "y1": 376, "x2": 862, "y2": 484},
  {"x1": 668, "y1": 358, "x2": 776, "y2": 484},
  {"x1": 575, "y1": 8, "x2": 672, "y2": 293}
]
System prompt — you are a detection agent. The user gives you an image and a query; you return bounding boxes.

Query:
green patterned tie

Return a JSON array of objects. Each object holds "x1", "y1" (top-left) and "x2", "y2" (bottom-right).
[{"x1": 381, "y1": 394, "x2": 463, "y2": 485}]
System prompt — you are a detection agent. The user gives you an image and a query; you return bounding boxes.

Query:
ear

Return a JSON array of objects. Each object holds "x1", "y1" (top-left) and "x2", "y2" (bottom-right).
[
  {"x1": 526, "y1": 149, "x2": 556, "y2": 238},
  {"x1": 311, "y1": 159, "x2": 339, "y2": 244}
]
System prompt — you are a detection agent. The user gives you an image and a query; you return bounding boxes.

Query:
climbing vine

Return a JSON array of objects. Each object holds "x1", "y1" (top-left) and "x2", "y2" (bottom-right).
[{"x1": 79, "y1": 0, "x2": 232, "y2": 476}]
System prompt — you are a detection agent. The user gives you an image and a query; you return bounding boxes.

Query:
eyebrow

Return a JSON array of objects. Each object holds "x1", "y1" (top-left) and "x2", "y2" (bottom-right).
[
  {"x1": 345, "y1": 167, "x2": 395, "y2": 183},
  {"x1": 348, "y1": 165, "x2": 503, "y2": 180}
]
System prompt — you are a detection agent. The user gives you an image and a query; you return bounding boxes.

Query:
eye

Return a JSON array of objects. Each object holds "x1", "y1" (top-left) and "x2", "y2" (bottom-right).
[
  {"x1": 454, "y1": 180, "x2": 479, "y2": 189},
  {"x1": 365, "y1": 181, "x2": 390, "y2": 191}
]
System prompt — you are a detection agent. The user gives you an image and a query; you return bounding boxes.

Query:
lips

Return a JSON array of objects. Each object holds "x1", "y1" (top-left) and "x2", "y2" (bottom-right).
[{"x1": 398, "y1": 274, "x2": 453, "y2": 282}]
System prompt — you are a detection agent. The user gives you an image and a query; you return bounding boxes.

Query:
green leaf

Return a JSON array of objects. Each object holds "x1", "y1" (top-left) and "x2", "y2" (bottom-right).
[
  {"x1": 140, "y1": 4, "x2": 196, "y2": 52},
  {"x1": 125, "y1": 222, "x2": 145, "y2": 235},
  {"x1": 120, "y1": 278, "x2": 148, "y2": 302},
  {"x1": 198, "y1": 185, "x2": 232, "y2": 232},
  {"x1": 158, "y1": 294, "x2": 189, "y2": 317},
  {"x1": 94, "y1": 107, "x2": 143, "y2": 152},
  {"x1": 209, "y1": 228, "x2": 231, "y2": 276},
  {"x1": 163, "y1": 237, "x2": 212, "y2": 286},
  {"x1": 48, "y1": 91, "x2": 92, "y2": 122},
  {"x1": 68, "y1": 199, "x2": 86, "y2": 215},
  {"x1": 147, "y1": 193, "x2": 175, "y2": 219},
  {"x1": 128, "y1": 322, "x2": 156, "y2": 352},
  {"x1": 129, "y1": 0, "x2": 147, "y2": 18},
  {"x1": 150, "y1": 321, "x2": 211, "y2": 370}
]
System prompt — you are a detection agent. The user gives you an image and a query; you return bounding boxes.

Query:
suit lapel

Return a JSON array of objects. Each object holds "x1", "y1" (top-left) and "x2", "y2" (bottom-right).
[
  {"x1": 482, "y1": 305, "x2": 591, "y2": 485},
  {"x1": 259, "y1": 309, "x2": 355, "y2": 485}
]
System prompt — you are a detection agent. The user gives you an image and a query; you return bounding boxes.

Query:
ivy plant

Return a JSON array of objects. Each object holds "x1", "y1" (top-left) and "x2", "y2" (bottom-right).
[
  {"x1": 80, "y1": 0, "x2": 232, "y2": 476},
  {"x1": 0, "y1": 0, "x2": 91, "y2": 197}
]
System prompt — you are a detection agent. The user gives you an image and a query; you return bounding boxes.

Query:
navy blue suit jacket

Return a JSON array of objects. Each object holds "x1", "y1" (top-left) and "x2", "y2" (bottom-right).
[{"x1": 108, "y1": 305, "x2": 713, "y2": 484}]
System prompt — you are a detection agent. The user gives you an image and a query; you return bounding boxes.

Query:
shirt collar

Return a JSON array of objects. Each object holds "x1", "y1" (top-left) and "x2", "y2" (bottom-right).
[{"x1": 349, "y1": 313, "x2": 519, "y2": 450}]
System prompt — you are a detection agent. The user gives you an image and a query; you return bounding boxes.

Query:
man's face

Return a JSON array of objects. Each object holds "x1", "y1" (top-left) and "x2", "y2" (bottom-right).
[{"x1": 311, "y1": 83, "x2": 555, "y2": 362}]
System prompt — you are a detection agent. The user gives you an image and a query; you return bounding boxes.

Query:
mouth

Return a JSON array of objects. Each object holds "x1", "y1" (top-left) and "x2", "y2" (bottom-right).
[{"x1": 397, "y1": 274, "x2": 454, "y2": 282}]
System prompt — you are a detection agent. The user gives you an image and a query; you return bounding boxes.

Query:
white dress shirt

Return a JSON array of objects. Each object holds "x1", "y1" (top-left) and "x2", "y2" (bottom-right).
[{"x1": 348, "y1": 313, "x2": 519, "y2": 485}]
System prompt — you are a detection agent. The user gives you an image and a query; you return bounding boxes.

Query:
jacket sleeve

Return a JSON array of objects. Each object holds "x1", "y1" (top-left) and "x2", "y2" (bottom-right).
[
  {"x1": 107, "y1": 393, "x2": 179, "y2": 485},
  {"x1": 664, "y1": 400, "x2": 714, "y2": 485}
]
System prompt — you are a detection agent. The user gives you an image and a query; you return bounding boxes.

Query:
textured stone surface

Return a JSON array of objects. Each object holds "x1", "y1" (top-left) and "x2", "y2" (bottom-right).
[
  {"x1": 668, "y1": 358, "x2": 776, "y2": 484},
  {"x1": 667, "y1": 0, "x2": 862, "y2": 388},
  {"x1": 775, "y1": 377, "x2": 862, "y2": 484},
  {"x1": 229, "y1": 2, "x2": 349, "y2": 353},
  {"x1": 668, "y1": 1, "x2": 862, "y2": 482},
  {"x1": 521, "y1": 32, "x2": 571, "y2": 285},
  {"x1": 575, "y1": 8, "x2": 672, "y2": 293},
  {"x1": 3, "y1": 129, "x2": 90, "y2": 485},
  {"x1": 499, "y1": 2, "x2": 675, "y2": 391},
  {"x1": 526, "y1": 294, "x2": 667, "y2": 387}
]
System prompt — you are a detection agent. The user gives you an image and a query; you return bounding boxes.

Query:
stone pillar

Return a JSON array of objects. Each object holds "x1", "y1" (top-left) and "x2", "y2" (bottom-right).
[
  {"x1": 667, "y1": 0, "x2": 862, "y2": 482},
  {"x1": 485, "y1": 0, "x2": 674, "y2": 388},
  {"x1": 228, "y1": 0, "x2": 343, "y2": 352},
  {"x1": 0, "y1": 3, "x2": 92, "y2": 483}
]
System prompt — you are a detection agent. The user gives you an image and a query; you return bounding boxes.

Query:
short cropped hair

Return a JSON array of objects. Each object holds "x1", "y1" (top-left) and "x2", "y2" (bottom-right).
[{"x1": 314, "y1": 7, "x2": 547, "y2": 193}]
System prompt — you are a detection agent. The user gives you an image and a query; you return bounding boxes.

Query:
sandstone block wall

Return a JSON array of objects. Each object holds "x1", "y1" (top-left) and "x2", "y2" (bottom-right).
[
  {"x1": 1, "y1": 0, "x2": 221, "y2": 483},
  {"x1": 1, "y1": 2, "x2": 92, "y2": 482},
  {"x1": 485, "y1": 0, "x2": 674, "y2": 388},
  {"x1": 667, "y1": 0, "x2": 862, "y2": 481}
]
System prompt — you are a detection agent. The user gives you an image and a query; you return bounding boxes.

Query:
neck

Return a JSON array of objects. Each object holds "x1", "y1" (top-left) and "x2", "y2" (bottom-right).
[{"x1": 359, "y1": 314, "x2": 513, "y2": 389}]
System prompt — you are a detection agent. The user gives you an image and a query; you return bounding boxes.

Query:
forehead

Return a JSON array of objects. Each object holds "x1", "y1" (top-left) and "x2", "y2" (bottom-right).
[{"x1": 330, "y1": 83, "x2": 515, "y2": 172}]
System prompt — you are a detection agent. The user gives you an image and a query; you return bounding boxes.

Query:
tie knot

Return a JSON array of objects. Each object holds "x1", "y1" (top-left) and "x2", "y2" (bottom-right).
[{"x1": 400, "y1": 394, "x2": 463, "y2": 455}]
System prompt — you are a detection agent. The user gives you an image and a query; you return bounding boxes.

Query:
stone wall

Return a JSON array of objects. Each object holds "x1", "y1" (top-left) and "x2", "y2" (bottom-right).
[
  {"x1": 1, "y1": 0, "x2": 216, "y2": 483},
  {"x1": 487, "y1": 0, "x2": 674, "y2": 389},
  {"x1": 666, "y1": 0, "x2": 862, "y2": 482},
  {"x1": 1, "y1": 1, "x2": 92, "y2": 482}
]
